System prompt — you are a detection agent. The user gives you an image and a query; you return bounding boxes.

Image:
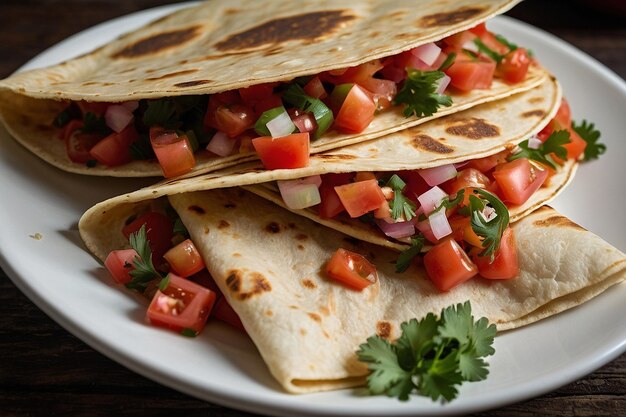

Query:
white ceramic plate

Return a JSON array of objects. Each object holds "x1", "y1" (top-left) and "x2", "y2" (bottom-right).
[{"x1": 1, "y1": 4, "x2": 624, "y2": 416}]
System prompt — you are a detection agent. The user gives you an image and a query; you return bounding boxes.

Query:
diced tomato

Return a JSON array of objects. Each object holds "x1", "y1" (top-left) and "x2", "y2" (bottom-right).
[
  {"x1": 147, "y1": 273, "x2": 216, "y2": 335},
  {"x1": 212, "y1": 104, "x2": 255, "y2": 138},
  {"x1": 492, "y1": 158, "x2": 549, "y2": 205},
  {"x1": 361, "y1": 78, "x2": 397, "y2": 110},
  {"x1": 66, "y1": 129, "x2": 102, "y2": 163},
  {"x1": 59, "y1": 119, "x2": 83, "y2": 140},
  {"x1": 468, "y1": 23, "x2": 488, "y2": 37},
  {"x1": 253, "y1": 94, "x2": 284, "y2": 117},
  {"x1": 473, "y1": 228, "x2": 519, "y2": 279},
  {"x1": 449, "y1": 215, "x2": 483, "y2": 248},
  {"x1": 334, "y1": 84, "x2": 376, "y2": 133},
  {"x1": 318, "y1": 183, "x2": 346, "y2": 218},
  {"x1": 238, "y1": 83, "x2": 276, "y2": 104},
  {"x1": 554, "y1": 98, "x2": 572, "y2": 128},
  {"x1": 122, "y1": 211, "x2": 174, "y2": 266},
  {"x1": 442, "y1": 168, "x2": 491, "y2": 197},
  {"x1": 323, "y1": 60, "x2": 384, "y2": 85},
  {"x1": 537, "y1": 120, "x2": 556, "y2": 142},
  {"x1": 89, "y1": 124, "x2": 139, "y2": 166},
  {"x1": 563, "y1": 126, "x2": 587, "y2": 160},
  {"x1": 303, "y1": 76, "x2": 327, "y2": 99},
  {"x1": 77, "y1": 101, "x2": 109, "y2": 116},
  {"x1": 325, "y1": 248, "x2": 377, "y2": 291},
  {"x1": 423, "y1": 238, "x2": 478, "y2": 291},
  {"x1": 443, "y1": 30, "x2": 477, "y2": 51},
  {"x1": 478, "y1": 31, "x2": 509, "y2": 55},
  {"x1": 393, "y1": 50, "x2": 431, "y2": 71},
  {"x1": 466, "y1": 150, "x2": 509, "y2": 173},
  {"x1": 163, "y1": 239, "x2": 206, "y2": 278},
  {"x1": 213, "y1": 90, "x2": 240, "y2": 105},
  {"x1": 380, "y1": 57, "x2": 406, "y2": 83},
  {"x1": 104, "y1": 249, "x2": 138, "y2": 285},
  {"x1": 288, "y1": 109, "x2": 318, "y2": 134},
  {"x1": 400, "y1": 170, "x2": 431, "y2": 202},
  {"x1": 252, "y1": 132, "x2": 310, "y2": 170},
  {"x1": 212, "y1": 297, "x2": 246, "y2": 332},
  {"x1": 498, "y1": 48, "x2": 530, "y2": 84},
  {"x1": 334, "y1": 179, "x2": 386, "y2": 218},
  {"x1": 445, "y1": 55, "x2": 496, "y2": 92},
  {"x1": 149, "y1": 127, "x2": 196, "y2": 178}
]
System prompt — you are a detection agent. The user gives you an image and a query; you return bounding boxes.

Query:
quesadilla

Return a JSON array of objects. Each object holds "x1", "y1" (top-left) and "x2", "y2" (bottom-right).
[
  {"x1": 0, "y1": 0, "x2": 548, "y2": 178},
  {"x1": 79, "y1": 186, "x2": 626, "y2": 393}
]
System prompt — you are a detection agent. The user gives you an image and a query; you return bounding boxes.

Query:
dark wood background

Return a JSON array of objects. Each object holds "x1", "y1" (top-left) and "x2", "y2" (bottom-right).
[{"x1": 1, "y1": 1, "x2": 624, "y2": 416}]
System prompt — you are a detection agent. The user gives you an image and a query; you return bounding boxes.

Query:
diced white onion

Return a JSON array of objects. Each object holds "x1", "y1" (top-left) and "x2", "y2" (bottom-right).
[
  {"x1": 418, "y1": 164, "x2": 457, "y2": 186},
  {"x1": 463, "y1": 40, "x2": 479, "y2": 53},
  {"x1": 206, "y1": 131, "x2": 236, "y2": 156},
  {"x1": 411, "y1": 43, "x2": 441, "y2": 66},
  {"x1": 415, "y1": 217, "x2": 437, "y2": 243},
  {"x1": 527, "y1": 136, "x2": 543, "y2": 149},
  {"x1": 480, "y1": 205, "x2": 497, "y2": 222},
  {"x1": 104, "y1": 104, "x2": 134, "y2": 133},
  {"x1": 267, "y1": 110, "x2": 296, "y2": 138},
  {"x1": 121, "y1": 101, "x2": 139, "y2": 112},
  {"x1": 435, "y1": 74, "x2": 451, "y2": 95},
  {"x1": 428, "y1": 209, "x2": 452, "y2": 240},
  {"x1": 417, "y1": 186, "x2": 448, "y2": 215},
  {"x1": 376, "y1": 219, "x2": 415, "y2": 239},
  {"x1": 277, "y1": 182, "x2": 321, "y2": 209}
]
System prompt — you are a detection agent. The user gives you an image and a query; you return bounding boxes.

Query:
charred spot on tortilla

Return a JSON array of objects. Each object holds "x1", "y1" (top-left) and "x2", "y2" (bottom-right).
[
  {"x1": 295, "y1": 233, "x2": 308, "y2": 241},
  {"x1": 265, "y1": 222, "x2": 282, "y2": 233},
  {"x1": 188, "y1": 205, "x2": 205, "y2": 214},
  {"x1": 411, "y1": 134, "x2": 454, "y2": 153},
  {"x1": 302, "y1": 279, "x2": 317, "y2": 289},
  {"x1": 236, "y1": 272, "x2": 272, "y2": 300},
  {"x1": 445, "y1": 118, "x2": 500, "y2": 139},
  {"x1": 226, "y1": 271, "x2": 241, "y2": 293},
  {"x1": 214, "y1": 11, "x2": 355, "y2": 52},
  {"x1": 145, "y1": 69, "x2": 199, "y2": 81},
  {"x1": 316, "y1": 153, "x2": 357, "y2": 160},
  {"x1": 288, "y1": 222, "x2": 297, "y2": 229},
  {"x1": 300, "y1": 328, "x2": 307, "y2": 336},
  {"x1": 308, "y1": 312, "x2": 322, "y2": 323},
  {"x1": 112, "y1": 26, "x2": 202, "y2": 58},
  {"x1": 533, "y1": 215, "x2": 587, "y2": 231},
  {"x1": 419, "y1": 7, "x2": 485, "y2": 27},
  {"x1": 376, "y1": 321, "x2": 392, "y2": 339},
  {"x1": 297, "y1": 244, "x2": 305, "y2": 250},
  {"x1": 522, "y1": 110, "x2": 545, "y2": 118},
  {"x1": 529, "y1": 97, "x2": 544, "y2": 104},
  {"x1": 265, "y1": 310, "x2": 273, "y2": 317},
  {"x1": 174, "y1": 79, "x2": 212, "y2": 88},
  {"x1": 218, "y1": 220, "x2": 230, "y2": 229},
  {"x1": 224, "y1": 202, "x2": 236, "y2": 208}
]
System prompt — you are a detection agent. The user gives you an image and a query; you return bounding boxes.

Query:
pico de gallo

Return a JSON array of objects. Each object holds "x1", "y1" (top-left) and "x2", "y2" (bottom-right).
[
  {"x1": 301, "y1": 100, "x2": 604, "y2": 291},
  {"x1": 54, "y1": 23, "x2": 534, "y2": 178},
  {"x1": 104, "y1": 209, "x2": 245, "y2": 336}
]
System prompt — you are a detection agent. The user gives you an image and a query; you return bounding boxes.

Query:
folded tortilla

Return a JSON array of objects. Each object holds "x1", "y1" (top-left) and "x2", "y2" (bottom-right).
[
  {"x1": 126, "y1": 188, "x2": 626, "y2": 393},
  {"x1": 0, "y1": 0, "x2": 548, "y2": 177}
]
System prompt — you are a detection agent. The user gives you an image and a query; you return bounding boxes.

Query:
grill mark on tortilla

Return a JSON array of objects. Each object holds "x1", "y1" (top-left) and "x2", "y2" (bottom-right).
[
  {"x1": 233, "y1": 253, "x2": 241, "y2": 257},
  {"x1": 218, "y1": 220, "x2": 230, "y2": 229},
  {"x1": 376, "y1": 321, "x2": 392, "y2": 339},
  {"x1": 265, "y1": 310, "x2": 273, "y2": 317},
  {"x1": 295, "y1": 233, "x2": 308, "y2": 241},
  {"x1": 214, "y1": 11, "x2": 355, "y2": 51},
  {"x1": 265, "y1": 222, "x2": 282, "y2": 233},
  {"x1": 302, "y1": 279, "x2": 317, "y2": 289},
  {"x1": 289, "y1": 305, "x2": 299, "y2": 310},
  {"x1": 533, "y1": 215, "x2": 587, "y2": 231},
  {"x1": 112, "y1": 26, "x2": 202, "y2": 58},
  {"x1": 203, "y1": 226, "x2": 210, "y2": 235},
  {"x1": 297, "y1": 244, "x2": 305, "y2": 250},
  {"x1": 316, "y1": 153, "x2": 357, "y2": 160},
  {"x1": 188, "y1": 205, "x2": 205, "y2": 214},
  {"x1": 308, "y1": 312, "x2": 322, "y2": 322},
  {"x1": 224, "y1": 202, "x2": 236, "y2": 208},
  {"x1": 445, "y1": 118, "x2": 500, "y2": 139},
  {"x1": 419, "y1": 7, "x2": 485, "y2": 27},
  {"x1": 411, "y1": 134, "x2": 454, "y2": 153},
  {"x1": 174, "y1": 79, "x2": 212, "y2": 88},
  {"x1": 224, "y1": 8, "x2": 241, "y2": 15},
  {"x1": 226, "y1": 271, "x2": 272, "y2": 300},
  {"x1": 522, "y1": 110, "x2": 545, "y2": 118},
  {"x1": 529, "y1": 97, "x2": 544, "y2": 104},
  {"x1": 145, "y1": 69, "x2": 198, "y2": 81}
]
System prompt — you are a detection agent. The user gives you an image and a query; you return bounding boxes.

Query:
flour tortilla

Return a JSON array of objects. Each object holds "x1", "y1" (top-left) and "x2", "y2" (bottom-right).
[
  {"x1": 165, "y1": 189, "x2": 623, "y2": 393},
  {"x1": 0, "y1": 0, "x2": 547, "y2": 177}
]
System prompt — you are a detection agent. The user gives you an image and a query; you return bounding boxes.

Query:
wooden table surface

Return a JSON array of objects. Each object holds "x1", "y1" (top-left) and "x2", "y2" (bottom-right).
[{"x1": 1, "y1": 1, "x2": 624, "y2": 416}]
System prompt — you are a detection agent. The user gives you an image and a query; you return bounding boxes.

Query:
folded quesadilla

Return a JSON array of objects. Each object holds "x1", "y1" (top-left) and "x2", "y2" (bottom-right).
[
  {"x1": 79, "y1": 186, "x2": 626, "y2": 393},
  {"x1": 0, "y1": 0, "x2": 548, "y2": 178}
]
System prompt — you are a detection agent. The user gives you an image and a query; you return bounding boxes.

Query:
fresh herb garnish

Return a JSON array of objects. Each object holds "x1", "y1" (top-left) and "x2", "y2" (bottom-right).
[
  {"x1": 52, "y1": 104, "x2": 80, "y2": 128},
  {"x1": 357, "y1": 301, "x2": 496, "y2": 402},
  {"x1": 572, "y1": 119, "x2": 606, "y2": 161},
  {"x1": 395, "y1": 235, "x2": 425, "y2": 273},
  {"x1": 129, "y1": 135, "x2": 155, "y2": 160},
  {"x1": 468, "y1": 189, "x2": 509, "y2": 260},
  {"x1": 282, "y1": 84, "x2": 334, "y2": 139},
  {"x1": 181, "y1": 328, "x2": 198, "y2": 337},
  {"x1": 472, "y1": 38, "x2": 505, "y2": 63},
  {"x1": 173, "y1": 218, "x2": 189, "y2": 238},
  {"x1": 437, "y1": 52, "x2": 456, "y2": 71},
  {"x1": 508, "y1": 130, "x2": 570, "y2": 169},
  {"x1": 81, "y1": 112, "x2": 109, "y2": 134},
  {"x1": 142, "y1": 99, "x2": 177, "y2": 128},
  {"x1": 386, "y1": 175, "x2": 416, "y2": 221},
  {"x1": 494, "y1": 34, "x2": 518, "y2": 52},
  {"x1": 394, "y1": 70, "x2": 453, "y2": 118},
  {"x1": 432, "y1": 189, "x2": 465, "y2": 215},
  {"x1": 125, "y1": 224, "x2": 164, "y2": 292},
  {"x1": 158, "y1": 274, "x2": 171, "y2": 291}
]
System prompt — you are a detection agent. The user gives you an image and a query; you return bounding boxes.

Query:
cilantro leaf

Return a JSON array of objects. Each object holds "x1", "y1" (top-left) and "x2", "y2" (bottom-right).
[
  {"x1": 81, "y1": 112, "x2": 109, "y2": 134},
  {"x1": 494, "y1": 34, "x2": 518, "y2": 52},
  {"x1": 572, "y1": 119, "x2": 606, "y2": 161},
  {"x1": 395, "y1": 235, "x2": 425, "y2": 273},
  {"x1": 386, "y1": 175, "x2": 416, "y2": 221},
  {"x1": 125, "y1": 224, "x2": 164, "y2": 292},
  {"x1": 358, "y1": 301, "x2": 496, "y2": 402},
  {"x1": 468, "y1": 189, "x2": 509, "y2": 260},
  {"x1": 473, "y1": 38, "x2": 505, "y2": 63},
  {"x1": 394, "y1": 70, "x2": 453, "y2": 118},
  {"x1": 508, "y1": 130, "x2": 570, "y2": 169},
  {"x1": 142, "y1": 99, "x2": 178, "y2": 128}
]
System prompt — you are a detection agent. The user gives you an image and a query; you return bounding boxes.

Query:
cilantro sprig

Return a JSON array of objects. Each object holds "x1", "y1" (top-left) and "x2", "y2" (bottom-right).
[
  {"x1": 125, "y1": 224, "x2": 165, "y2": 292},
  {"x1": 467, "y1": 189, "x2": 509, "y2": 260},
  {"x1": 81, "y1": 112, "x2": 110, "y2": 134},
  {"x1": 386, "y1": 175, "x2": 416, "y2": 221},
  {"x1": 357, "y1": 301, "x2": 496, "y2": 402},
  {"x1": 508, "y1": 130, "x2": 570, "y2": 169},
  {"x1": 394, "y1": 69, "x2": 453, "y2": 118},
  {"x1": 395, "y1": 235, "x2": 425, "y2": 273},
  {"x1": 572, "y1": 119, "x2": 606, "y2": 161},
  {"x1": 472, "y1": 33, "x2": 517, "y2": 64}
]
